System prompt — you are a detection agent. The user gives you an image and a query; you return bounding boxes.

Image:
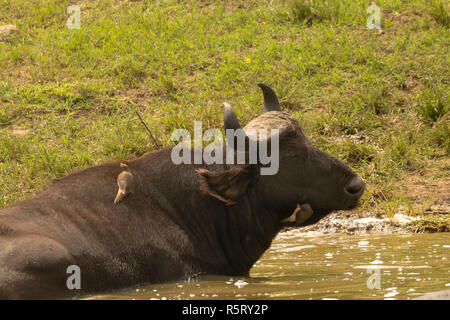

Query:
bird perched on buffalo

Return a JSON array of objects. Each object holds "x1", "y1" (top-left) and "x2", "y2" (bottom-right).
[{"x1": 114, "y1": 163, "x2": 134, "y2": 204}]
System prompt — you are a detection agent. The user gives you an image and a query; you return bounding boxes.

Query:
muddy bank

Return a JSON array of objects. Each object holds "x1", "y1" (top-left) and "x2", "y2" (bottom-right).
[{"x1": 286, "y1": 206, "x2": 450, "y2": 235}]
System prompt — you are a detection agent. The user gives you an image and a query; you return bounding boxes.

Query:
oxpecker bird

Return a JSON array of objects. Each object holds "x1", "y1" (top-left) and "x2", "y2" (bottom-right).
[{"x1": 114, "y1": 163, "x2": 134, "y2": 204}]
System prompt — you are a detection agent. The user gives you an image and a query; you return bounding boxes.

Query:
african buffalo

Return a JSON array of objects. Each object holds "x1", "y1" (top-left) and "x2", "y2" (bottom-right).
[{"x1": 0, "y1": 84, "x2": 364, "y2": 299}]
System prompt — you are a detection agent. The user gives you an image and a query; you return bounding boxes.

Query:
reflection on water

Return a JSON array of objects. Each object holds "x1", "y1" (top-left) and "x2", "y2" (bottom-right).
[{"x1": 86, "y1": 232, "x2": 449, "y2": 300}]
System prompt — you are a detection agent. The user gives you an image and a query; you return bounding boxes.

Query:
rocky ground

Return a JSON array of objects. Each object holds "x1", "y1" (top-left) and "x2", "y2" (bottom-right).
[{"x1": 286, "y1": 205, "x2": 450, "y2": 235}]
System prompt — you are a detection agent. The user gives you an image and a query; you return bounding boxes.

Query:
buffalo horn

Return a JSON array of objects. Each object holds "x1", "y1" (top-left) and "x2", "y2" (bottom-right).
[{"x1": 258, "y1": 83, "x2": 281, "y2": 112}]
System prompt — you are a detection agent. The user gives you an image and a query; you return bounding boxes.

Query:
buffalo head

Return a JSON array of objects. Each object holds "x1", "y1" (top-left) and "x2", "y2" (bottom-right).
[{"x1": 198, "y1": 83, "x2": 365, "y2": 226}]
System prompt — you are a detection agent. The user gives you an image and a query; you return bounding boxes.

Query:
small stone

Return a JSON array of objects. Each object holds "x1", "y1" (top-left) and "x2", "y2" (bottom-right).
[
  {"x1": 0, "y1": 25, "x2": 19, "y2": 42},
  {"x1": 392, "y1": 213, "x2": 418, "y2": 225},
  {"x1": 10, "y1": 124, "x2": 29, "y2": 137},
  {"x1": 414, "y1": 289, "x2": 450, "y2": 300}
]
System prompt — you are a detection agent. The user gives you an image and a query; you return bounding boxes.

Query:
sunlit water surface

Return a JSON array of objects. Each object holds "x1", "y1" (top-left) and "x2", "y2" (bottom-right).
[{"x1": 86, "y1": 232, "x2": 449, "y2": 300}]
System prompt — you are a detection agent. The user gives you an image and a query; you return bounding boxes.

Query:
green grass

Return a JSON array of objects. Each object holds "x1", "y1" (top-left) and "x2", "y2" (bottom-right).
[
  {"x1": 418, "y1": 82, "x2": 449, "y2": 123},
  {"x1": 0, "y1": 0, "x2": 449, "y2": 219},
  {"x1": 429, "y1": 0, "x2": 450, "y2": 27}
]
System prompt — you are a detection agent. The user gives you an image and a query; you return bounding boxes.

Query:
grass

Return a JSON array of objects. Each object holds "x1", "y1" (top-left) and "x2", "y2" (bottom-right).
[
  {"x1": 288, "y1": 0, "x2": 368, "y2": 26},
  {"x1": 0, "y1": 0, "x2": 449, "y2": 224},
  {"x1": 430, "y1": 0, "x2": 450, "y2": 27},
  {"x1": 418, "y1": 83, "x2": 449, "y2": 123}
]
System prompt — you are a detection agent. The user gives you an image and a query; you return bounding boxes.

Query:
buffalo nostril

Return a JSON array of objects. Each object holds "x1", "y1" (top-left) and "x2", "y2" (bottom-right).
[{"x1": 345, "y1": 177, "x2": 365, "y2": 196}]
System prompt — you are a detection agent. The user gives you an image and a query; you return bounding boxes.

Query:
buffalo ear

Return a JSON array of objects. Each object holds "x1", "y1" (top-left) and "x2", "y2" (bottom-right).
[{"x1": 196, "y1": 165, "x2": 258, "y2": 205}]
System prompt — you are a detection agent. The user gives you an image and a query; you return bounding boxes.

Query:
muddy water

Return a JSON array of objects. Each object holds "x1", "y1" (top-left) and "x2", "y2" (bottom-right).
[{"x1": 86, "y1": 232, "x2": 449, "y2": 300}]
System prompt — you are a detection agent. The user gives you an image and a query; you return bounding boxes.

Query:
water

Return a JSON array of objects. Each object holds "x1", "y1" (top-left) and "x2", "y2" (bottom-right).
[{"x1": 86, "y1": 232, "x2": 449, "y2": 300}]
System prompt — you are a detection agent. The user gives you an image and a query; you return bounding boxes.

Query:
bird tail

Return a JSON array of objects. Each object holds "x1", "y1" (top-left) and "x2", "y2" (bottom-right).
[{"x1": 114, "y1": 190, "x2": 126, "y2": 204}]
